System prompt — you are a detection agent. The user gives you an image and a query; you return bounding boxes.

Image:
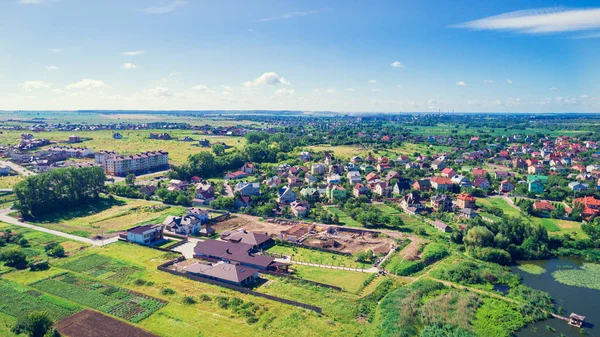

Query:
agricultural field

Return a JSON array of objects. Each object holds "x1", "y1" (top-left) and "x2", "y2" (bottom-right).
[
  {"x1": 324, "y1": 206, "x2": 363, "y2": 227},
  {"x1": 0, "y1": 129, "x2": 246, "y2": 165},
  {"x1": 290, "y1": 264, "x2": 372, "y2": 293},
  {"x1": 306, "y1": 142, "x2": 450, "y2": 160},
  {"x1": 24, "y1": 197, "x2": 185, "y2": 238},
  {"x1": 266, "y1": 244, "x2": 369, "y2": 268}
]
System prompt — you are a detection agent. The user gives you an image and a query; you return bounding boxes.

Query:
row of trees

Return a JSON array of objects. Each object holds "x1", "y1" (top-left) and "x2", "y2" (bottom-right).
[{"x1": 14, "y1": 167, "x2": 106, "y2": 217}]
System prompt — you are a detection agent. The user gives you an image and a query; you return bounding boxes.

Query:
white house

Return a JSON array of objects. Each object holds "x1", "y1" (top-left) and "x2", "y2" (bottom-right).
[
  {"x1": 126, "y1": 224, "x2": 164, "y2": 245},
  {"x1": 347, "y1": 171, "x2": 362, "y2": 184}
]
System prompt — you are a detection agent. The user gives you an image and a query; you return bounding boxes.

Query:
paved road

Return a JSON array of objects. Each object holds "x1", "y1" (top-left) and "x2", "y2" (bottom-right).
[
  {"x1": 0, "y1": 209, "x2": 118, "y2": 247},
  {"x1": 0, "y1": 161, "x2": 36, "y2": 177}
]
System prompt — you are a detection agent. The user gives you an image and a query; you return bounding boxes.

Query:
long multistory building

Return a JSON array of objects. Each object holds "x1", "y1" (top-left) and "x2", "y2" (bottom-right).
[{"x1": 95, "y1": 150, "x2": 169, "y2": 176}]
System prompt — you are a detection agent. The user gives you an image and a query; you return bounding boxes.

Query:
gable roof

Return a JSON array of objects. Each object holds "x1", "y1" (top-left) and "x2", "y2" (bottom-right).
[
  {"x1": 185, "y1": 261, "x2": 258, "y2": 283},
  {"x1": 193, "y1": 239, "x2": 275, "y2": 268}
]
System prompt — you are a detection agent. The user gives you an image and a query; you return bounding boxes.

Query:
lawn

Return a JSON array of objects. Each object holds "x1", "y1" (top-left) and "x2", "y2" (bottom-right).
[
  {"x1": 306, "y1": 142, "x2": 450, "y2": 160},
  {"x1": 0, "y1": 175, "x2": 23, "y2": 189},
  {"x1": 24, "y1": 197, "x2": 185, "y2": 238},
  {"x1": 290, "y1": 264, "x2": 372, "y2": 293},
  {"x1": 0, "y1": 129, "x2": 246, "y2": 165},
  {"x1": 0, "y1": 192, "x2": 17, "y2": 209},
  {"x1": 476, "y1": 197, "x2": 521, "y2": 217},
  {"x1": 324, "y1": 206, "x2": 363, "y2": 227},
  {"x1": 373, "y1": 203, "x2": 400, "y2": 216},
  {"x1": 266, "y1": 245, "x2": 369, "y2": 268}
]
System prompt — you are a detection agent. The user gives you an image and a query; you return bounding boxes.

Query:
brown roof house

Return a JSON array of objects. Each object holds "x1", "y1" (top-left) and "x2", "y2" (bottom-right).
[
  {"x1": 221, "y1": 229, "x2": 274, "y2": 249},
  {"x1": 193, "y1": 239, "x2": 285, "y2": 271},
  {"x1": 184, "y1": 261, "x2": 259, "y2": 287}
]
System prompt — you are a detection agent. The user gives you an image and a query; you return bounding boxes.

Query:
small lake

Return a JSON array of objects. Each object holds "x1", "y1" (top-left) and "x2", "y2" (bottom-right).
[{"x1": 513, "y1": 257, "x2": 600, "y2": 337}]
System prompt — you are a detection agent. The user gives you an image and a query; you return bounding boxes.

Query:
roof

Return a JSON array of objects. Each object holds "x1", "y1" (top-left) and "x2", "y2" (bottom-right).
[
  {"x1": 430, "y1": 176, "x2": 453, "y2": 185},
  {"x1": 222, "y1": 230, "x2": 272, "y2": 246},
  {"x1": 457, "y1": 194, "x2": 476, "y2": 201},
  {"x1": 193, "y1": 239, "x2": 275, "y2": 268},
  {"x1": 128, "y1": 224, "x2": 162, "y2": 234},
  {"x1": 185, "y1": 261, "x2": 258, "y2": 283},
  {"x1": 534, "y1": 201, "x2": 555, "y2": 211}
]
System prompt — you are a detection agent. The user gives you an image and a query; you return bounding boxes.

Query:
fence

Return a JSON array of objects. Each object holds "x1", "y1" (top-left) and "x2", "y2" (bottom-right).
[
  {"x1": 157, "y1": 260, "x2": 322, "y2": 314},
  {"x1": 260, "y1": 270, "x2": 343, "y2": 291}
]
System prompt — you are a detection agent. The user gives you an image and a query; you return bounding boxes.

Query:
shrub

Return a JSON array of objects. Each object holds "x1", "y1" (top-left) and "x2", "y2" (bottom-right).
[
  {"x1": 182, "y1": 296, "x2": 196, "y2": 305},
  {"x1": 161, "y1": 288, "x2": 176, "y2": 295}
]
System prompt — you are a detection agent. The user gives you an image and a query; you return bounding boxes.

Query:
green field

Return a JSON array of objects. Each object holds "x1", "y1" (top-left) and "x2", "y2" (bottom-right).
[
  {"x1": 24, "y1": 197, "x2": 184, "y2": 238},
  {"x1": 0, "y1": 175, "x2": 23, "y2": 189},
  {"x1": 266, "y1": 245, "x2": 368, "y2": 268},
  {"x1": 476, "y1": 197, "x2": 521, "y2": 217},
  {"x1": 290, "y1": 264, "x2": 372, "y2": 293},
  {"x1": 324, "y1": 206, "x2": 363, "y2": 227},
  {"x1": 306, "y1": 142, "x2": 450, "y2": 160},
  {"x1": 0, "y1": 129, "x2": 246, "y2": 165}
]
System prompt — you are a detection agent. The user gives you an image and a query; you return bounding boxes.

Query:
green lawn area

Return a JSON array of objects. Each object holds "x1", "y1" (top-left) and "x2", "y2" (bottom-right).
[
  {"x1": 372, "y1": 203, "x2": 400, "y2": 215},
  {"x1": 0, "y1": 192, "x2": 17, "y2": 209},
  {"x1": 267, "y1": 245, "x2": 369, "y2": 268},
  {"x1": 306, "y1": 142, "x2": 450, "y2": 161},
  {"x1": 324, "y1": 206, "x2": 363, "y2": 227},
  {"x1": 476, "y1": 197, "x2": 521, "y2": 217},
  {"x1": 24, "y1": 197, "x2": 185, "y2": 238},
  {"x1": 0, "y1": 175, "x2": 23, "y2": 189},
  {"x1": 290, "y1": 264, "x2": 372, "y2": 293}
]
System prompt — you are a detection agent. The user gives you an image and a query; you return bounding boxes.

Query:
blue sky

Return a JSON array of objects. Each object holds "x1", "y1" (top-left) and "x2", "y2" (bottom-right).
[{"x1": 1, "y1": 0, "x2": 599, "y2": 112}]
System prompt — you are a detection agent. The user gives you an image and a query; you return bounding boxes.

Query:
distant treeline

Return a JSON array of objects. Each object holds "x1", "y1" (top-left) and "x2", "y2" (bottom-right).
[{"x1": 14, "y1": 167, "x2": 106, "y2": 217}]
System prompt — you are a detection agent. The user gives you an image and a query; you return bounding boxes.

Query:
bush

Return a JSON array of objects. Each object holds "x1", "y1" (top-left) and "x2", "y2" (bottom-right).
[
  {"x1": 29, "y1": 261, "x2": 50, "y2": 271},
  {"x1": 161, "y1": 288, "x2": 176, "y2": 295},
  {"x1": 182, "y1": 296, "x2": 196, "y2": 305},
  {"x1": 199, "y1": 294, "x2": 211, "y2": 302},
  {"x1": 421, "y1": 243, "x2": 449, "y2": 264}
]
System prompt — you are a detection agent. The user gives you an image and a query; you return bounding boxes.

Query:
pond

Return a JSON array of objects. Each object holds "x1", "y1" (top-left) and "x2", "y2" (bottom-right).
[{"x1": 513, "y1": 257, "x2": 600, "y2": 337}]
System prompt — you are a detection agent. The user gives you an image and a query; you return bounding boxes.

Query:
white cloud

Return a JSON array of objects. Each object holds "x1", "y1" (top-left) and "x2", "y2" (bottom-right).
[
  {"x1": 484, "y1": 79, "x2": 494, "y2": 84},
  {"x1": 257, "y1": 10, "x2": 321, "y2": 22},
  {"x1": 123, "y1": 50, "x2": 145, "y2": 56},
  {"x1": 347, "y1": 88, "x2": 355, "y2": 91},
  {"x1": 144, "y1": 1, "x2": 188, "y2": 14},
  {"x1": 325, "y1": 89, "x2": 337, "y2": 94},
  {"x1": 18, "y1": 0, "x2": 45, "y2": 4},
  {"x1": 22, "y1": 81, "x2": 51, "y2": 91},
  {"x1": 46, "y1": 65, "x2": 58, "y2": 70},
  {"x1": 122, "y1": 63, "x2": 137, "y2": 69},
  {"x1": 506, "y1": 79, "x2": 513, "y2": 84},
  {"x1": 147, "y1": 87, "x2": 173, "y2": 97},
  {"x1": 368, "y1": 79, "x2": 377, "y2": 84},
  {"x1": 275, "y1": 88, "x2": 295, "y2": 96},
  {"x1": 456, "y1": 81, "x2": 467, "y2": 87},
  {"x1": 48, "y1": 48, "x2": 63, "y2": 53},
  {"x1": 428, "y1": 99, "x2": 440, "y2": 105},
  {"x1": 453, "y1": 7, "x2": 600, "y2": 34},
  {"x1": 575, "y1": 32, "x2": 600, "y2": 39},
  {"x1": 371, "y1": 88, "x2": 383, "y2": 92},
  {"x1": 549, "y1": 87, "x2": 559, "y2": 90},
  {"x1": 391, "y1": 61, "x2": 406, "y2": 68},
  {"x1": 192, "y1": 85, "x2": 208, "y2": 91},
  {"x1": 581, "y1": 94, "x2": 590, "y2": 98},
  {"x1": 66, "y1": 79, "x2": 109, "y2": 90},
  {"x1": 244, "y1": 72, "x2": 290, "y2": 87}
]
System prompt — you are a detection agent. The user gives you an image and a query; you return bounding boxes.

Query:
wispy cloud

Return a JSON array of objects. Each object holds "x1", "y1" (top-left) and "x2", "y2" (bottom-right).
[
  {"x1": 48, "y1": 48, "x2": 63, "y2": 53},
  {"x1": 257, "y1": 9, "x2": 321, "y2": 22},
  {"x1": 22, "y1": 81, "x2": 51, "y2": 91},
  {"x1": 391, "y1": 61, "x2": 406, "y2": 68},
  {"x1": 123, "y1": 50, "x2": 145, "y2": 56},
  {"x1": 506, "y1": 79, "x2": 513, "y2": 84},
  {"x1": 453, "y1": 7, "x2": 600, "y2": 34},
  {"x1": 144, "y1": 1, "x2": 188, "y2": 15},
  {"x1": 66, "y1": 79, "x2": 109, "y2": 90},
  {"x1": 275, "y1": 88, "x2": 295, "y2": 96},
  {"x1": 575, "y1": 32, "x2": 600, "y2": 39},
  {"x1": 456, "y1": 81, "x2": 467, "y2": 87},
  {"x1": 484, "y1": 79, "x2": 494, "y2": 84},
  {"x1": 549, "y1": 87, "x2": 559, "y2": 90},
  {"x1": 18, "y1": 0, "x2": 45, "y2": 4},
  {"x1": 46, "y1": 65, "x2": 58, "y2": 70},
  {"x1": 122, "y1": 63, "x2": 137, "y2": 70},
  {"x1": 368, "y1": 79, "x2": 377, "y2": 84}
]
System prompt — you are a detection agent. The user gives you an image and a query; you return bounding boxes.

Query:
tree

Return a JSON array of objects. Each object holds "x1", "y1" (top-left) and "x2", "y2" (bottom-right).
[
  {"x1": 212, "y1": 144, "x2": 226, "y2": 156},
  {"x1": 125, "y1": 173, "x2": 136, "y2": 186},
  {"x1": 0, "y1": 246, "x2": 27, "y2": 267},
  {"x1": 464, "y1": 226, "x2": 494, "y2": 248},
  {"x1": 47, "y1": 244, "x2": 65, "y2": 258},
  {"x1": 11, "y1": 311, "x2": 54, "y2": 337}
]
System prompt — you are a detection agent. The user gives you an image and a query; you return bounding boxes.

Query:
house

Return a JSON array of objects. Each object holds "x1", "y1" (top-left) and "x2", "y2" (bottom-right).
[
  {"x1": 225, "y1": 171, "x2": 248, "y2": 180},
  {"x1": 168, "y1": 179, "x2": 189, "y2": 192},
  {"x1": 125, "y1": 224, "x2": 164, "y2": 245},
  {"x1": 568, "y1": 181, "x2": 588, "y2": 192},
  {"x1": 264, "y1": 176, "x2": 282, "y2": 188},
  {"x1": 400, "y1": 193, "x2": 424, "y2": 214},
  {"x1": 441, "y1": 167, "x2": 456, "y2": 178},
  {"x1": 456, "y1": 194, "x2": 476, "y2": 209},
  {"x1": 163, "y1": 214, "x2": 202, "y2": 235},
  {"x1": 472, "y1": 168, "x2": 487, "y2": 178},
  {"x1": 533, "y1": 200, "x2": 555, "y2": 213},
  {"x1": 432, "y1": 220, "x2": 451, "y2": 232},
  {"x1": 324, "y1": 152, "x2": 334, "y2": 165},
  {"x1": 234, "y1": 182, "x2": 261, "y2": 196},
  {"x1": 194, "y1": 183, "x2": 215, "y2": 205},
  {"x1": 373, "y1": 181, "x2": 392, "y2": 197},
  {"x1": 290, "y1": 201, "x2": 310, "y2": 217},
  {"x1": 311, "y1": 163, "x2": 326, "y2": 175},
  {"x1": 277, "y1": 186, "x2": 297, "y2": 204},
  {"x1": 494, "y1": 171, "x2": 509, "y2": 179},
  {"x1": 385, "y1": 170, "x2": 401, "y2": 181},
  {"x1": 529, "y1": 180, "x2": 545, "y2": 194},
  {"x1": 431, "y1": 158, "x2": 446, "y2": 171},
  {"x1": 574, "y1": 196, "x2": 600, "y2": 220},
  {"x1": 287, "y1": 176, "x2": 303, "y2": 188},
  {"x1": 360, "y1": 164, "x2": 376, "y2": 173},
  {"x1": 304, "y1": 174, "x2": 318, "y2": 186},
  {"x1": 353, "y1": 183, "x2": 369, "y2": 198},
  {"x1": 0, "y1": 165, "x2": 11, "y2": 175},
  {"x1": 221, "y1": 229, "x2": 273, "y2": 249},
  {"x1": 451, "y1": 174, "x2": 472, "y2": 188},
  {"x1": 299, "y1": 152, "x2": 311, "y2": 162},
  {"x1": 347, "y1": 171, "x2": 362, "y2": 184},
  {"x1": 300, "y1": 187, "x2": 320, "y2": 201},
  {"x1": 430, "y1": 177, "x2": 453, "y2": 191},
  {"x1": 392, "y1": 178, "x2": 412, "y2": 195},
  {"x1": 430, "y1": 194, "x2": 453, "y2": 212},
  {"x1": 329, "y1": 164, "x2": 344, "y2": 175},
  {"x1": 394, "y1": 155, "x2": 411, "y2": 164},
  {"x1": 234, "y1": 195, "x2": 252, "y2": 208},
  {"x1": 472, "y1": 177, "x2": 491, "y2": 189},
  {"x1": 377, "y1": 163, "x2": 392, "y2": 172},
  {"x1": 528, "y1": 165, "x2": 545, "y2": 174},
  {"x1": 184, "y1": 261, "x2": 259, "y2": 287},
  {"x1": 240, "y1": 163, "x2": 256, "y2": 174},
  {"x1": 350, "y1": 156, "x2": 362, "y2": 164},
  {"x1": 499, "y1": 180, "x2": 515, "y2": 193},
  {"x1": 326, "y1": 173, "x2": 341, "y2": 184},
  {"x1": 366, "y1": 172, "x2": 380, "y2": 183},
  {"x1": 140, "y1": 185, "x2": 157, "y2": 196},
  {"x1": 413, "y1": 179, "x2": 432, "y2": 191},
  {"x1": 345, "y1": 163, "x2": 359, "y2": 172},
  {"x1": 326, "y1": 184, "x2": 346, "y2": 201},
  {"x1": 193, "y1": 239, "x2": 284, "y2": 271},
  {"x1": 458, "y1": 208, "x2": 478, "y2": 219}
]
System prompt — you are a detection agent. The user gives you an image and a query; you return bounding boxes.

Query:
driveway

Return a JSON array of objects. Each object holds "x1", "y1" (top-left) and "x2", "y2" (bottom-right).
[
  {"x1": 0, "y1": 161, "x2": 36, "y2": 177},
  {"x1": 171, "y1": 237, "x2": 203, "y2": 258}
]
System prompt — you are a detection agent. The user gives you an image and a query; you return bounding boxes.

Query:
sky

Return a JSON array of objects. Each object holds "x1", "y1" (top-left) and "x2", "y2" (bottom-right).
[{"x1": 1, "y1": 0, "x2": 600, "y2": 113}]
